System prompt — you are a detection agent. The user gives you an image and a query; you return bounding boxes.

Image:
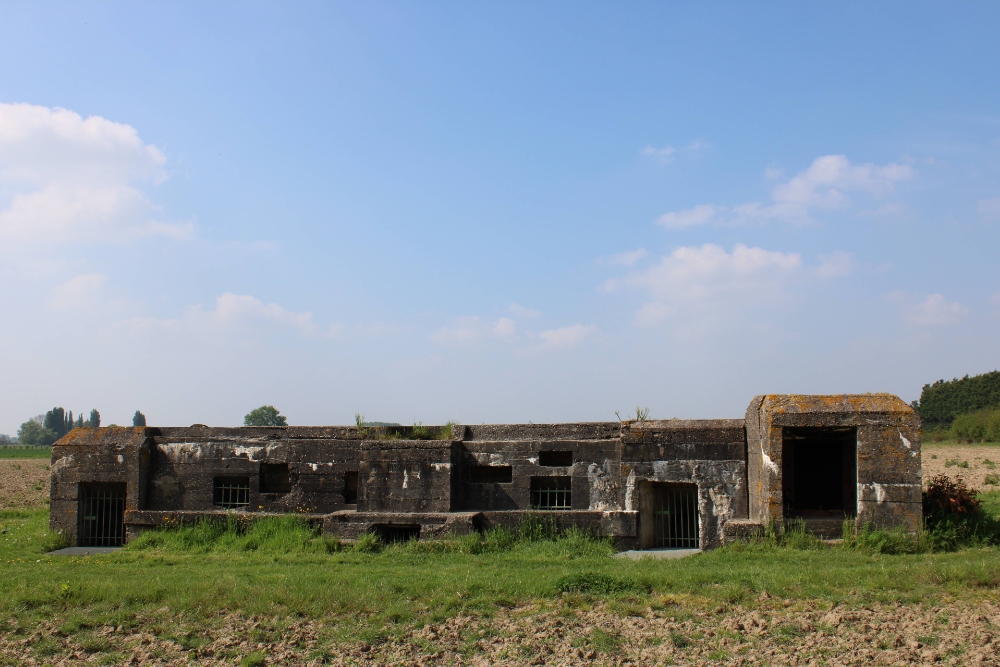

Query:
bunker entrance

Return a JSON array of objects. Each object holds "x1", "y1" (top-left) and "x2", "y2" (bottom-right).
[
  {"x1": 782, "y1": 427, "x2": 857, "y2": 520},
  {"x1": 372, "y1": 524, "x2": 420, "y2": 544},
  {"x1": 639, "y1": 482, "x2": 699, "y2": 549},
  {"x1": 79, "y1": 482, "x2": 126, "y2": 547}
]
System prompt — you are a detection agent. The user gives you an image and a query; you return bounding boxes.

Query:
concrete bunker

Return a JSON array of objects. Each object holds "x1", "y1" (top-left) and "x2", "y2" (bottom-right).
[{"x1": 48, "y1": 394, "x2": 922, "y2": 550}]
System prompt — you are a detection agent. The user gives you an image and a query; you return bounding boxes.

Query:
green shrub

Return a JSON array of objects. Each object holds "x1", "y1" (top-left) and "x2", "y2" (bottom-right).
[
  {"x1": 951, "y1": 406, "x2": 1000, "y2": 443},
  {"x1": 353, "y1": 531, "x2": 382, "y2": 553},
  {"x1": 922, "y1": 475, "x2": 1000, "y2": 550}
]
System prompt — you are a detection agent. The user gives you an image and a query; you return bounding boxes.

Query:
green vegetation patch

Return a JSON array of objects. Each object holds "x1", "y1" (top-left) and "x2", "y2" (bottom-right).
[{"x1": 0, "y1": 446, "x2": 51, "y2": 459}]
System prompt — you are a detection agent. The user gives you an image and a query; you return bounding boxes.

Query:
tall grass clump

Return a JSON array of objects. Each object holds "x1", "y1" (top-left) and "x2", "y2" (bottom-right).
[
  {"x1": 126, "y1": 515, "x2": 341, "y2": 555},
  {"x1": 950, "y1": 406, "x2": 1000, "y2": 443}
]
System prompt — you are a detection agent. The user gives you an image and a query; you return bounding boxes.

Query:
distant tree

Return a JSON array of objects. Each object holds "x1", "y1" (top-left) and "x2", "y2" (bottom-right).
[
  {"x1": 0, "y1": 434, "x2": 11, "y2": 445},
  {"x1": 18, "y1": 420, "x2": 57, "y2": 446},
  {"x1": 88, "y1": 409, "x2": 101, "y2": 429},
  {"x1": 75, "y1": 414, "x2": 84, "y2": 428},
  {"x1": 133, "y1": 410, "x2": 147, "y2": 427},
  {"x1": 244, "y1": 405, "x2": 288, "y2": 427},
  {"x1": 43, "y1": 407, "x2": 69, "y2": 438}
]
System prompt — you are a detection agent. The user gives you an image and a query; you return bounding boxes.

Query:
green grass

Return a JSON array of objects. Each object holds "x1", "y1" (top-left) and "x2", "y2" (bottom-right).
[
  {"x1": 0, "y1": 446, "x2": 51, "y2": 459},
  {"x1": 1, "y1": 497, "x2": 999, "y2": 658}
]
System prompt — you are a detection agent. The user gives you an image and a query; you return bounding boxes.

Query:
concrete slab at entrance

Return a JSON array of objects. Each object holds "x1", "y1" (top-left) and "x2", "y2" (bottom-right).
[
  {"x1": 613, "y1": 548, "x2": 700, "y2": 560},
  {"x1": 48, "y1": 547, "x2": 121, "y2": 556}
]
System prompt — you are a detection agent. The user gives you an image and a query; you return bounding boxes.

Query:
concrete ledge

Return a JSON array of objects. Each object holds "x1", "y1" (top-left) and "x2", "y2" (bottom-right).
[{"x1": 613, "y1": 548, "x2": 700, "y2": 560}]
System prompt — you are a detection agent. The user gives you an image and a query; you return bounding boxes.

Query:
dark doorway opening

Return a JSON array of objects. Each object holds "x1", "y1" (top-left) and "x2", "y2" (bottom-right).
[
  {"x1": 342, "y1": 471, "x2": 358, "y2": 505},
  {"x1": 79, "y1": 483, "x2": 127, "y2": 547},
  {"x1": 782, "y1": 427, "x2": 857, "y2": 519},
  {"x1": 260, "y1": 463, "x2": 291, "y2": 494},
  {"x1": 642, "y1": 482, "x2": 699, "y2": 549},
  {"x1": 538, "y1": 451, "x2": 573, "y2": 467},
  {"x1": 372, "y1": 524, "x2": 420, "y2": 543}
]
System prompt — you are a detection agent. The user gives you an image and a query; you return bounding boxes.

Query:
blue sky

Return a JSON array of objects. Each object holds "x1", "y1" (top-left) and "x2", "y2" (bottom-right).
[{"x1": 2, "y1": 2, "x2": 999, "y2": 432}]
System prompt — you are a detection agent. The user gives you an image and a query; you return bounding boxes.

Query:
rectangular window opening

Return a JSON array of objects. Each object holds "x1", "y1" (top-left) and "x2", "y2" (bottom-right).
[
  {"x1": 467, "y1": 465, "x2": 513, "y2": 484},
  {"x1": 530, "y1": 476, "x2": 572, "y2": 510},
  {"x1": 342, "y1": 471, "x2": 358, "y2": 505},
  {"x1": 782, "y1": 427, "x2": 857, "y2": 518},
  {"x1": 79, "y1": 482, "x2": 126, "y2": 547},
  {"x1": 213, "y1": 476, "x2": 251, "y2": 508},
  {"x1": 538, "y1": 451, "x2": 573, "y2": 467},
  {"x1": 259, "y1": 463, "x2": 291, "y2": 494}
]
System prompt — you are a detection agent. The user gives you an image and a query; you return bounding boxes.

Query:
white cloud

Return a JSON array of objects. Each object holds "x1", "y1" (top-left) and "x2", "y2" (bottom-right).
[
  {"x1": 431, "y1": 316, "x2": 517, "y2": 344},
  {"x1": 654, "y1": 154, "x2": 914, "y2": 227},
  {"x1": 605, "y1": 248, "x2": 648, "y2": 266},
  {"x1": 49, "y1": 273, "x2": 107, "y2": 310},
  {"x1": 124, "y1": 293, "x2": 341, "y2": 338},
  {"x1": 903, "y1": 294, "x2": 968, "y2": 327},
  {"x1": 656, "y1": 204, "x2": 719, "y2": 229},
  {"x1": 0, "y1": 102, "x2": 190, "y2": 243},
  {"x1": 641, "y1": 145, "x2": 676, "y2": 163},
  {"x1": 538, "y1": 324, "x2": 595, "y2": 349},
  {"x1": 607, "y1": 243, "x2": 803, "y2": 327},
  {"x1": 815, "y1": 251, "x2": 854, "y2": 278}
]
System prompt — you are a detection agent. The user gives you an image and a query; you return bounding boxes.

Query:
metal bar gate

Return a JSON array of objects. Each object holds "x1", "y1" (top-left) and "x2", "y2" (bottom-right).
[
  {"x1": 79, "y1": 483, "x2": 127, "y2": 547},
  {"x1": 652, "y1": 484, "x2": 699, "y2": 549}
]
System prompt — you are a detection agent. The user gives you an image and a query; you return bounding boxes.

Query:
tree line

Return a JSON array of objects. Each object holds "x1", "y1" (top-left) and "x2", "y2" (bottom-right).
[
  {"x1": 911, "y1": 370, "x2": 1000, "y2": 427},
  {"x1": 15, "y1": 408, "x2": 148, "y2": 446}
]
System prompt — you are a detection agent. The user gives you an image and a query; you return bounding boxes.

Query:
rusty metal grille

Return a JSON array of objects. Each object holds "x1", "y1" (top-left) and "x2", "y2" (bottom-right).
[
  {"x1": 213, "y1": 476, "x2": 250, "y2": 508},
  {"x1": 652, "y1": 484, "x2": 699, "y2": 549},
  {"x1": 530, "y1": 476, "x2": 571, "y2": 510},
  {"x1": 79, "y1": 483, "x2": 126, "y2": 547}
]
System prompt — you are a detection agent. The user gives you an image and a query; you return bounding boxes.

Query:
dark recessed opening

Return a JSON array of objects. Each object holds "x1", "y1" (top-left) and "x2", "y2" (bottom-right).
[
  {"x1": 467, "y1": 464, "x2": 513, "y2": 484},
  {"x1": 79, "y1": 482, "x2": 126, "y2": 547},
  {"x1": 259, "y1": 463, "x2": 291, "y2": 494},
  {"x1": 372, "y1": 524, "x2": 420, "y2": 543},
  {"x1": 342, "y1": 470, "x2": 358, "y2": 505},
  {"x1": 213, "y1": 476, "x2": 251, "y2": 508},
  {"x1": 530, "y1": 476, "x2": 572, "y2": 510},
  {"x1": 782, "y1": 427, "x2": 857, "y2": 517},
  {"x1": 538, "y1": 451, "x2": 573, "y2": 467}
]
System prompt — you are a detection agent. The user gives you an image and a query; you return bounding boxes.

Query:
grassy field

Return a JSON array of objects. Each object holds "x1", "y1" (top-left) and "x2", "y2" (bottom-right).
[
  {"x1": 1, "y1": 499, "x2": 1000, "y2": 664},
  {"x1": 0, "y1": 446, "x2": 51, "y2": 459}
]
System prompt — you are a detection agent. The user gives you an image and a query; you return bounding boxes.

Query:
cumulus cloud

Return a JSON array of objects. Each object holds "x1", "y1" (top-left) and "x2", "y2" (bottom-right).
[
  {"x1": 654, "y1": 154, "x2": 914, "y2": 227},
  {"x1": 604, "y1": 248, "x2": 648, "y2": 266},
  {"x1": 538, "y1": 324, "x2": 595, "y2": 349},
  {"x1": 123, "y1": 293, "x2": 341, "y2": 338},
  {"x1": 902, "y1": 293, "x2": 968, "y2": 327},
  {"x1": 656, "y1": 205, "x2": 719, "y2": 229},
  {"x1": 49, "y1": 273, "x2": 107, "y2": 310},
  {"x1": 815, "y1": 251, "x2": 854, "y2": 278},
  {"x1": 606, "y1": 243, "x2": 803, "y2": 327},
  {"x1": 431, "y1": 316, "x2": 517, "y2": 344},
  {"x1": 0, "y1": 102, "x2": 191, "y2": 243}
]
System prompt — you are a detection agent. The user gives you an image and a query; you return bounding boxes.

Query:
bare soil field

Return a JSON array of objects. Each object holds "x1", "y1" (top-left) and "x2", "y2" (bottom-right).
[
  {"x1": 0, "y1": 459, "x2": 49, "y2": 509},
  {"x1": 1, "y1": 599, "x2": 999, "y2": 666},
  {"x1": 924, "y1": 443, "x2": 1000, "y2": 490}
]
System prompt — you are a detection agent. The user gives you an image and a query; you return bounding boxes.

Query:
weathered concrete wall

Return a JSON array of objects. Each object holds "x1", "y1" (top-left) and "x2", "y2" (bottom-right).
[
  {"x1": 358, "y1": 440, "x2": 455, "y2": 512},
  {"x1": 621, "y1": 419, "x2": 748, "y2": 549},
  {"x1": 746, "y1": 394, "x2": 922, "y2": 532},
  {"x1": 145, "y1": 427, "x2": 364, "y2": 514}
]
